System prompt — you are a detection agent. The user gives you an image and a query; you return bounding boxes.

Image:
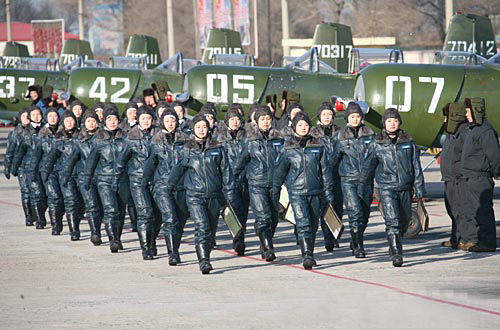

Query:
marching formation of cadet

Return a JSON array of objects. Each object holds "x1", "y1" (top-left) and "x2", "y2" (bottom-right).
[{"x1": 4, "y1": 84, "x2": 498, "y2": 275}]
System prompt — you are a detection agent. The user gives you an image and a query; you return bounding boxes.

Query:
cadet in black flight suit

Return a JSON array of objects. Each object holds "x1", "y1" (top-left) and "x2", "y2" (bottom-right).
[
  {"x1": 273, "y1": 112, "x2": 333, "y2": 269},
  {"x1": 11, "y1": 106, "x2": 47, "y2": 229},
  {"x1": 234, "y1": 106, "x2": 284, "y2": 261},
  {"x1": 31, "y1": 107, "x2": 64, "y2": 235},
  {"x1": 142, "y1": 108, "x2": 188, "y2": 265},
  {"x1": 43, "y1": 110, "x2": 83, "y2": 240},
  {"x1": 460, "y1": 98, "x2": 500, "y2": 252},
  {"x1": 361, "y1": 108, "x2": 425, "y2": 267},
  {"x1": 84, "y1": 105, "x2": 127, "y2": 253},
  {"x1": 172, "y1": 101, "x2": 192, "y2": 135},
  {"x1": 4, "y1": 108, "x2": 34, "y2": 226},
  {"x1": 69, "y1": 100, "x2": 86, "y2": 128},
  {"x1": 331, "y1": 103, "x2": 374, "y2": 258},
  {"x1": 217, "y1": 106, "x2": 249, "y2": 256},
  {"x1": 117, "y1": 105, "x2": 160, "y2": 260},
  {"x1": 311, "y1": 101, "x2": 343, "y2": 251},
  {"x1": 439, "y1": 103, "x2": 467, "y2": 249},
  {"x1": 167, "y1": 114, "x2": 234, "y2": 274},
  {"x1": 117, "y1": 101, "x2": 139, "y2": 232},
  {"x1": 61, "y1": 110, "x2": 103, "y2": 246}
]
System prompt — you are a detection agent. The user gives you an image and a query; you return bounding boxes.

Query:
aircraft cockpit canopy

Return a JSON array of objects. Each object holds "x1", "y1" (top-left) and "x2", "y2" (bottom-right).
[
  {"x1": 63, "y1": 56, "x2": 108, "y2": 71},
  {"x1": 433, "y1": 51, "x2": 486, "y2": 65},
  {"x1": 15, "y1": 57, "x2": 60, "y2": 71},
  {"x1": 109, "y1": 56, "x2": 146, "y2": 69},
  {"x1": 211, "y1": 54, "x2": 255, "y2": 66},
  {"x1": 485, "y1": 52, "x2": 500, "y2": 66},
  {"x1": 286, "y1": 48, "x2": 338, "y2": 74},
  {"x1": 349, "y1": 48, "x2": 404, "y2": 74},
  {"x1": 155, "y1": 52, "x2": 202, "y2": 74}
]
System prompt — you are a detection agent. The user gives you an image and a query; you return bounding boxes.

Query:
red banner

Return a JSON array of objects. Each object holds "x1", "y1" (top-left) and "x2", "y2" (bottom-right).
[{"x1": 31, "y1": 19, "x2": 64, "y2": 58}]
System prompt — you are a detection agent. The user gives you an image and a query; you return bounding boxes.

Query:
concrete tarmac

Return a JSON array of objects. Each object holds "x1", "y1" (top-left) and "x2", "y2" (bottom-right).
[{"x1": 0, "y1": 148, "x2": 499, "y2": 329}]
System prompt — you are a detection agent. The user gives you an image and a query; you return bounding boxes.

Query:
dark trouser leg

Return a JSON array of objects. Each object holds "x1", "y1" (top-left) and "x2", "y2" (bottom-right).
[
  {"x1": 443, "y1": 181, "x2": 459, "y2": 246},
  {"x1": 463, "y1": 177, "x2": 497, "y2": 251},
  {"x1": 232, "y1": 183, "x2": 250, "y2": 255},
  {"x1": 44, "y1": 173, "x2": 64, "y2": 234},
  {"x1": 290, "y1": 194, "x2": 322, "y2": 269},
  {"x1": 18, "y1": 171, "x2": 34, "y2": 226},
  {"x1": 249, "y1": 185, "x2": 276, "y2": 261},
  {"x1": 155, "y1": 184, "x2": 181, "y2": 265},
  {"x1": 60, "y1": 177, "x2": 81, "y2": 240},
  {"x1": 174, "y1": 190, "x2": 189, "y2": 248},
  {"x1": 187, "y1": 194, "x2": 219, "y2": 273},
  {"x1": 321, "y1": 175, "x2": 344, "y2": 250},
  {"x1": 29, "y1": 172, "x2": 47, "y2": 229},
  {"x1": 79, "y1": 178, "x2": 102, "y2": 245},
  {"x1": 379, "y1": 189, "x2": 406, "y2": 267},
  {"x1": 342, "y1": 181, "x2": 372, "y2": 257},
  {"x1": 130, "y1": 181, "x2": 155, "y2": 260},
  {"x1": 97, "y1": 178, "x2": 122, "y2": 253}
]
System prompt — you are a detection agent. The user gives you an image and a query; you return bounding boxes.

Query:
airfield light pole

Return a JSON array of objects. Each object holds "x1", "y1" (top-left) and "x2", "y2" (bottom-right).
[
  {"x1": 6, "y1": 0, "x2": 12, "y2": 42},
  {"x1": 193, "y1": 0, "x2": 201, "y2": 59},
  {"x1": 78, "y1": 0, "x2": 84, "y2": 40},
  {"x1": 166, "y1": 0, "x2": 175, "y2": 57},
  {"x1": 267, "y1": 0, "x2": 271, "y2": 65},
  {"x1": 253, "y1": 0, "x2": 259, "y2": 59},
  {"x1": 445, "y1": 0, "x2": 453, "y2": 29},
  {"x1": 281, "y1": 0, "x2": 290, "y2": 57}
]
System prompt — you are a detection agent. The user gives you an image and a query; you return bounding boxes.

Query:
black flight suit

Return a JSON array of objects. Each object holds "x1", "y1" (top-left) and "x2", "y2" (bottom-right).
[
  {"x1": 331, "y1": 125, "x2": 375, "y2": 256},
  {"x1": 32, "y1": 124, "x2": 64, "y2": 234},
  {"x1": 233, "y1": 126, "x2": 284, "y2": 261},
  {"x1": 273, "y1": 135, "x2": 333, "y2": 269},
  {"x1": 168, "y1": 137, "x2": 234, "y2": 273},
  {"x1": 4, "y1": 123, "x2": 34, "y2": 226},
  {"x1": 11, "y1": 123, "x2": 47, "y2": 228},
  {"x1": 361, "y1": 129, "x2": 425, "y2": 265},
  {"x1": 84, "y1": 128, "x2": 127, "y2": 253},
  {"x1": 142, "y1": 129, "x2": 188, "y2": 265},
  {"x1": 117, "y1": 125, "x2": 161, "y2": 260},
  {"x1": 118, "y1": 119, "x2": 138, "y2": 232},
  {"x1": 43, "y1": 126, "x2": 84, "y2": 240},
  {"x1": 62, "y1": 128, "x2": 103, "y2": 245},
  {"x1": 311, "y1": 123, "x2": 343, "y2": 251}
]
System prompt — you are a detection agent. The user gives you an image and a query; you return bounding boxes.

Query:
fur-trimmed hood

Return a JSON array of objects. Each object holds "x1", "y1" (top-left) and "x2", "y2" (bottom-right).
[
  {"x1": 78, "y1": 127, "x2": 99, "y2": 142},
  {"x1": 39, "y1": 125, "x2": 58, "y2": 138},
  {"x1": 184, "y1": 136, "x2": 220, "y2": 150},
  {"x1": 217, "y1": 126, "x2": 246, "y2": 142},
  {"x1": 375, "y1": 129, "x2": 413, "y2": 144},
  {"x1": 94, "y1": 127, "x2": 125, "y2": 141},
  {"x1": 284, "y1": 133, "x2": 322, "y2": 149},
  {"x1": 54, "y1": 126, "x2": 77, "y2": 140},
  {"x1": 152, "y1": 129, "x2": 189, "y2": 145},
  {"x1": 126, "y1": 125, "x2": 160, "y2": 140},
  {"x1": 337, "y1": 124, "x2": 374, "y2": 141},
  {"x1": 246, "y1": 125, "x2": 283, "y2": 141}
]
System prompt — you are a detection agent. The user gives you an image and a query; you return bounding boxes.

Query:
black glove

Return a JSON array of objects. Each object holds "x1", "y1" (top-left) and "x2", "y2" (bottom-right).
[
  {"x1": 40, "y1": 172, "x2": 49, "y2": 183},
  {"x1": 11, "y1": 167, "x2": 18, "y2": 177},
  {"x1": 4, "y1": 167, "x2": 10, "y2": 180}
]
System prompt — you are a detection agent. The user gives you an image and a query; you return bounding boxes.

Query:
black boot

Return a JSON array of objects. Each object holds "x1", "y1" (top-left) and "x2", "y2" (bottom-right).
[
  {"x1": 109, "y1": 220, "x2": 122, "y2": 253},
  {"x1": 233, "y1": 232, "x2": 246, "y2": 256},
  {"x1": 32, "y1": 203, "x2": 46, "y2": 229},
  {"x1": 128, "y1": 203, "x2": 138, "y2": 232},
  {"x1": 67, "y1": 213, "x2": 80, "y2": 241},
  {"x1": 387, "y1": 231, "x2": 403, "y2": 267},
  {"x1": 22, "y1": 200, "x2": 34, "y2": 226},
  {"x1": 258, "y1": 229, "x2": 276, "y2": 262},
  {"x1": 48, "y1": 208, "x2": 57, "y2": 234},
  {"x1": 87, "y1": 217, "x2": 102, "y2": 246},
  {"x1": 196, "y1": 243, "x2": 213, "y2": 274},
  {"x1": 165, "y1": 232, "x2": 181, "y2": 265},
  {"x1": 137, "y1": 223, "x2": 153, "y2": 260},
  {"x1": 350, "y1": 228, "x2": 366, "y2": 258},
  {"x1": 299, "y1": 238, "x2": 316, "y2": 270}
]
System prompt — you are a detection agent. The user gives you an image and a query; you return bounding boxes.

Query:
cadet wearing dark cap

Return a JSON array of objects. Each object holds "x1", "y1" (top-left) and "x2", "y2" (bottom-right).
[
  {"x1": 361, "y1": 108, "x2": 425, "y2": 267},
  {"x1": 311, "y1": 101, "x2": 343, "y2": 251},
  {"x1": 84, "y1": 104, "x2": 127, "y2": 253},
  {"x1": 69, "y1": 100, "x2": 86, "y2": 128},
  {"x1": 142, "y1": 108, "x2": 189, "y2": 265},
  {"x1": 273, "y1": 112, "x2": 333, "y2": 269},
  {"x1": 3, "y1": 108, "x2": 34, "y2": 226},
  {"x1": 142, "y1": 88, "x2": 157, "y2": 109},
  {"x1": 117, "y1": 105, "x2": 161, "y2": 260},
  {"x1": 331, "y1": 102, "x2": 375, "y2": 258},
  {"x1": 234, "y1": 106, "x2": 284, "y2": 261},
  {"x1": 172, "y1": 101, "x2": 191, "y2": 135},
  {"x1": 167, "y1": 114, "x2": 235, "y2": 274},
  {"x1": 27, "y1": 85, "x2": 47, "y2": 115},
  {"x1": 11, "y1": 106, "x2": 48, "y2": 229},
  {"x1": 217, "y1": 107, "x2": 250, "y2": 255},
  {"x1": 31, "y1": 107, "x2": 64, "y2": 234},
  {"x1": 119, "y1": 101, "x2": 138, "y2": 133},
  {"x1": 440, "y1": 103, "x2": 467, "y2": 249},
  {"x1": 61, "y1": 110, "x2": 103, "y2": 245},
  {"x1": 460, "y1": 98, "x2": 500, "y2": 252}
]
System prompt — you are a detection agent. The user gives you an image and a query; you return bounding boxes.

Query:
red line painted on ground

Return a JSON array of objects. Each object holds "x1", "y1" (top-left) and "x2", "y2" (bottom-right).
[
  {"x1": 4, "y1": 199, "x2": 499, "y2": 317},
  {"x1": 211, "y1": 245, "x2": 500, "y2": 317}
]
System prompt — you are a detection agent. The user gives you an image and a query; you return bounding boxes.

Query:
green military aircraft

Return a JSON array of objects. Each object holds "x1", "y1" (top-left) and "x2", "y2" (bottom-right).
[
  {"x1": 183, "y1": 22, "x2": 401, "y2": 117},
  {"x1": 353, "y1": 13, "x2": 500, "y2": 148}
]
